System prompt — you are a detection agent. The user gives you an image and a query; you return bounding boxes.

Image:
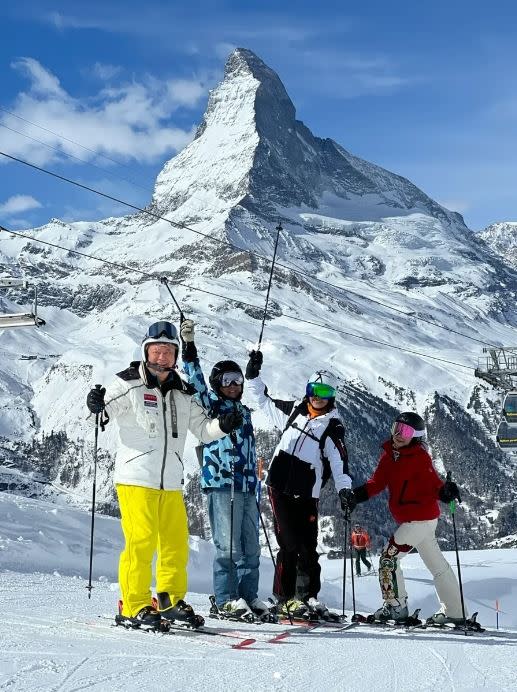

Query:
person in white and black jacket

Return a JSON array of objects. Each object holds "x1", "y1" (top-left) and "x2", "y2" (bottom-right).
[{"x1": 245, "y1": 350, "x2": 352, "y2": 619}]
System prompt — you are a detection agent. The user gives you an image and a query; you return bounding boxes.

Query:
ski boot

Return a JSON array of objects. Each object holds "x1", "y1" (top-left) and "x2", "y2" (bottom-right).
[
  {"x1": 278, "y1": 598, "x2": 311, "y2": 620},
  {"x1": 305, "y1": 597, "x2": 331, "y2": 621},
  {"x1": 209, "y1": 595, "x2": 256, "y2": 623},
  {"x1": 427, "y1": 610, "x2": 484, "y2": 632},
  {"x1": 115, "y1": 600, "x2": 162, "y2": 631},
  {"x1": 249, "y1": 598, "x2": 278, "y2": 623},
  {"x1": 155, "y1": 593, "x2": 204, "y2": 629},
  {"x1": 372, "y1": 600, "x2": 409, "y2": 623}
]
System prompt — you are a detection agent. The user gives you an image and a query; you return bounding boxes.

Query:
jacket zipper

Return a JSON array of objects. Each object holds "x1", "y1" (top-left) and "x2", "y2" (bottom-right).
[
  {"x1": 175, "y1": 452, "x2": 184, "y2": 485},
  {"x1": 160, "y1": 394, "x2": 168, "y2": 490}
]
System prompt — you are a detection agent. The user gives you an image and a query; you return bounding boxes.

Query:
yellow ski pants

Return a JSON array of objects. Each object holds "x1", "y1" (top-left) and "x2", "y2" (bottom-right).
[{"x1": 116, "y1": 484, "x2": 189, "y2": 617}]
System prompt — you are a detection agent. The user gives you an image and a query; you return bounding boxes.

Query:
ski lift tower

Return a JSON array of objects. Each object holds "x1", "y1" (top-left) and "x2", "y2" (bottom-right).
[
  {"x1": 474, "y1": 347, "x2": 517, "y2": 392},
  {"x1": 475, "y1": 347, "x2": 517, "y2": 451},
  {"x1": 0, "y1": 279, "x2": 45, "y2": 329}
]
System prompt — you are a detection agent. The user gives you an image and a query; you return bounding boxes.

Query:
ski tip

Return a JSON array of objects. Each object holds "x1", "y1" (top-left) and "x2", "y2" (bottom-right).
[{"x1": 231, "y1": 637, "x2": 256, "y2": 649}]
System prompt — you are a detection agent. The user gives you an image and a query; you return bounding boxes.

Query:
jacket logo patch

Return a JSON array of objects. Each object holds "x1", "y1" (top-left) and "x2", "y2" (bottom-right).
[{"x1": 144, "y1": 393, "x2": 158, "y2": 408}]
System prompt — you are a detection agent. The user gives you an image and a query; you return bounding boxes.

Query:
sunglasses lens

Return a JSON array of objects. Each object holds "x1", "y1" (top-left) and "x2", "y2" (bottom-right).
[
  {"x1": 147, "y1": 321, "x2": 178, "y2": 340},
  {"x1": 391, "y1": 422, "x2": 415, "y2": 439},
  {"x1": 306, "y1": 382, "x2": 336, "y2": 399},
  {"x1": 221, "y1": 372, "x2": 244, "y2": 387}
]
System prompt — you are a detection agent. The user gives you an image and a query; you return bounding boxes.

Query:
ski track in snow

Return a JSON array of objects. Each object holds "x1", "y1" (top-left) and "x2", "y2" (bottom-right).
[
  {"x1": 1, "y1": 576, "x2": 516, "y2": 691},
  {"x1": 0, "y1": 493, "x2": 517, "y2": 691}
]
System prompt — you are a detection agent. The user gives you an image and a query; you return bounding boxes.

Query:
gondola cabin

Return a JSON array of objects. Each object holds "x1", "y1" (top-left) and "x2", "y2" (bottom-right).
[
  {"x1": 502, "y1": 391, "x2": 517, "y2": 424},
  {"x1": 496, "y1": 420, "x2": 517, "y2": 450}
]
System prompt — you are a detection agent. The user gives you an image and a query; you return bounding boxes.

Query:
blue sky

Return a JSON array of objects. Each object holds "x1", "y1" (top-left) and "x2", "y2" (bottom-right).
[{"x1": 1, "y1": 0, "x2": 516, "y2": 231}]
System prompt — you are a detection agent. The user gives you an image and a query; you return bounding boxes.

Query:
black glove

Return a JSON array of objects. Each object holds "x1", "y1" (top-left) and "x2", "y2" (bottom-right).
[
  {"x1": 87, "y1": 386, "x2": 106, "y2": 414},
  {"x1": 439, "y1": 480, "x2": 461, "y2": 503},
  {"x1": 218, "y1": 411, "x2": 244, "y2": 433},
  {"x1": 339, "y1": 488, "x2": 357, "y2": 515},
  {"x1": 245, "y1": 350, "x2": 263, "y2": 380}
]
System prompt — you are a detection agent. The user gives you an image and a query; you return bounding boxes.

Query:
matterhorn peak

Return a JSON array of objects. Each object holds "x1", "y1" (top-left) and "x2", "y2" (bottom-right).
[{"x1": 153, "y1": 47, "x2": 462, "y2": 227}]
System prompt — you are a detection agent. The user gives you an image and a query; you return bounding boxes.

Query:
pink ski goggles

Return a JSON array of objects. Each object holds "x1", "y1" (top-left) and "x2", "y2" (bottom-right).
[{"x1": 391, "y1": 421, "x2": 425, "y2": 439}]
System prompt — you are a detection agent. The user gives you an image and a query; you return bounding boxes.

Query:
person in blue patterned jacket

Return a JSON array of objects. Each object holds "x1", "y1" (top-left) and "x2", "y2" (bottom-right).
[{"x1": 180, "y1": 319, "x2": 268, "y2": 620}]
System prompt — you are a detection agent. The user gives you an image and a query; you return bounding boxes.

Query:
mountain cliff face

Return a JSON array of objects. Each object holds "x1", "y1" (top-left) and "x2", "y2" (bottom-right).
[
  {"x1": 479, "y1": 222, "x2": 517, "y2": 270},
  {"x1": 1, "y1": 48, "x2": 517, "y2": 547}
]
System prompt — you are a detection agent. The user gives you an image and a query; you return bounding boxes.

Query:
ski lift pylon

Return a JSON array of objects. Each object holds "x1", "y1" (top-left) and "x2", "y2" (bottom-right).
[{"x1": 0, "y1": 278, "x2": 45, "y2": 329}]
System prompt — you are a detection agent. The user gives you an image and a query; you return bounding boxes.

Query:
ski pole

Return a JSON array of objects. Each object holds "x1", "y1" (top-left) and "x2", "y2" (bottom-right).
[
  {"x1": 349, "y1": 519, "x2": 357, "y2": 617},
  {"x1": 159, "y1": 276, "x2": 185, "y2": 323},
  {"x1": 447, "y1": 471, "x2": 467, "y2": 633},
  {"x1": 229, "y1": 432, "x2": 237, "y2": 600},
  {"x1": 256, "y1": 496, "x2": 294, "y2": 626},
  {"x1": 342, "y1": 514, "x2": 348, "y2": 616},
  {"x1": 256, "y1": 457, "x2": 264, "y2": 529},
  {"x1": 367, "y1": 548, "x2": 377, "y2": 576},
  {"x1": 86, "y1": 384, "x2": 102, "y2": 598},
  {"x1": 257, "y1": 222, "x2": 282, "y2": 349}
]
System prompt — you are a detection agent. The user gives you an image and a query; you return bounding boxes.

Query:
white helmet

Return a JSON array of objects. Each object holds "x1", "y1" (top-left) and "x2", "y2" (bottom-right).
[
  {"x1": 307, "y1": 369, "x2": 338, "y2": 390},
  {"x1": 141, "y1": 321, "x2": 180, "y2": 363}
]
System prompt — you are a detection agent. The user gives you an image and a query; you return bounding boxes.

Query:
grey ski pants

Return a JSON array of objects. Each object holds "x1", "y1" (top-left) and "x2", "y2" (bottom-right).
[{"x1": 379, "y1": 519, "x2": 465, "y2": 618}]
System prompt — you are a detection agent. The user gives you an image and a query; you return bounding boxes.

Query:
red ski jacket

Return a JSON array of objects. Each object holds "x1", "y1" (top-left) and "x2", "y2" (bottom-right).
[
  {"x1": 360, "y1": 440, "x2": 444, "y2": 524},
  {"x1": 351, "y1": 530, "x2": 370, "y2": 549}
]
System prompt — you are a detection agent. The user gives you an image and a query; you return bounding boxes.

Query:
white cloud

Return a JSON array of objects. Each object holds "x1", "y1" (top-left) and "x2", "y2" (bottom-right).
[
  {"x1": 436, "y1": 199, "x2": 470, "y2": 214},
  {"x1": 0, "y1": 195, "x2": 42, "y2": 214},
  {"x1": 0, "y1": 58, "x2": 206, "y2": 167},
  {"x1": 90, "y1": 62, "x2": 122, "y2": 81},
  {"x1": 12, "y1": 57, "x2": 66, "y2": 97}
]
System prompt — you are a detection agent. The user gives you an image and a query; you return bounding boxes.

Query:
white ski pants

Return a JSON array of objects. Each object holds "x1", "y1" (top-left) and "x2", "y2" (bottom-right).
[{"x1": 379, "y1": 519, "x2": 465, "y2": 618}]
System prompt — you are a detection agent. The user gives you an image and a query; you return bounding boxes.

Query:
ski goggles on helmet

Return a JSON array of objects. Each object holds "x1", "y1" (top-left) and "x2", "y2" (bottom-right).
[
  {"x1": 220, "y1": 372, "x2": 244, "y2": 387},
  {"x1": 306, "y1": 382, "x2": 336, "y2": 399},
  {"x1": 391, "y1": 421, "x2": 425, "y2": 439},
  {"x1": 146, "y1": 321, "x2": 178, "y2": 341}
]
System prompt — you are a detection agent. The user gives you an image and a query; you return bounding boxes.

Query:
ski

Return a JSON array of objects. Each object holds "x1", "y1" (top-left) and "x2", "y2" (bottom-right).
[
  {"x1": 424, "y1": 611, "x2": 485, "y2": 633},
  {"x1": 107, "y1": 615, "x2": 257, "y2": 648},
  {"x1": 163, "y1": 622, "x2": 257, "y2": 649}
]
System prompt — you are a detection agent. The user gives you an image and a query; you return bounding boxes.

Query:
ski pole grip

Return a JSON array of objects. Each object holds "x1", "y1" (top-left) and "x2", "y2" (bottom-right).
[
  {"x1": 446, "y1": 470, "x2": 452, "y2": 481},
  {"x1": 95, "y1": 383, "x2": 102, "y2": 391}
]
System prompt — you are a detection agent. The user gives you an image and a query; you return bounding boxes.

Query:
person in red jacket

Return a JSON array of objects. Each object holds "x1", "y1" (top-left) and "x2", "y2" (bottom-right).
[
  {"x1": 351, "y1": 525, "x2": 372, "y2": 576},
  {"x1": 339, "y1": 411, "x2": 464, "y2": 624}
]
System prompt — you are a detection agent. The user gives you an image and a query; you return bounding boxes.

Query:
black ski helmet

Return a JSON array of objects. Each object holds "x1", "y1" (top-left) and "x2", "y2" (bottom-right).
[
  {"x1": 209, "y1": 360, "x2": 244, "y2": 399},
  {"x1": 394, "y1": 411, "x2": 426, "y2": 432}
]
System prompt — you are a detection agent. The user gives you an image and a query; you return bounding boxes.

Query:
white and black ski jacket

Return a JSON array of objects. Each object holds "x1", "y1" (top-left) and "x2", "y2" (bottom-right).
[
  {"x1": 93, "y1": 362, "x2": 225, "y2": 491},
  {"x1": 247, "y1": 375, "x2": 351, "y2": 499}
]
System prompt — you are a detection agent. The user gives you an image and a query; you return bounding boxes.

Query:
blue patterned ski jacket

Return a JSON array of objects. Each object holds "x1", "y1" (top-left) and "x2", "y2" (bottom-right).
[{"x1": 183, "y1": 359, "x2": 257, "y2": 493}]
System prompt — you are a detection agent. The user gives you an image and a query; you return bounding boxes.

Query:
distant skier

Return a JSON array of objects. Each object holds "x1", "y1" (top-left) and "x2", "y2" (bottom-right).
[
  {"x1": 180, "y1": 320, "x2": 269, "y2": 621},
  {"x1": 351, "y1": 524, "x2": 372, "y2": 576},
  {"x1": 339, "y1": 411, "x2": 465, "y2": 625},
  {"x1": 246, "y1": 350, "x2": 353, "y2": 620},
  {"x1": 86, "y1": 321, "x2": 242, "y2": 630}
]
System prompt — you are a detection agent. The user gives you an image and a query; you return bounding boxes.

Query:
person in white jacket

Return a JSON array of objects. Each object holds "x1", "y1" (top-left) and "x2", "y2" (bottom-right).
[
  {"x1": 86, "y1": 321, "x2": 242, "y2": 630},
  {"x1": 245, "y1": 350, "x2": 352, "y2": 619}
]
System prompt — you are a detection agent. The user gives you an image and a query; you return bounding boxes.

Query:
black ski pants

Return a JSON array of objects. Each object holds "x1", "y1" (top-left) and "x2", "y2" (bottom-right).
[
  {"x1": 354, "y1": 547, "x2": 372, "y2": 575},
  {"x1": 268, "y1": 487, "x2": 320, "y2": 602}
]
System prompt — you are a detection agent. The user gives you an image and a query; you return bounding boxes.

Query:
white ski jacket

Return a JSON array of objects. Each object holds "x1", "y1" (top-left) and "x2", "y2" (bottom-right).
[
  {"x1": 94, "y1": 362, "x2": 226, "y2": 491},
  {"x1": 247, "y1": 375, "x2": 351, "y2": 499}
]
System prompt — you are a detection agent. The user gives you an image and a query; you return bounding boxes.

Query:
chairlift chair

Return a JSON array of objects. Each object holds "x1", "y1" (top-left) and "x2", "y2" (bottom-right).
[{"x1": 0, "y1": 279, "x2": 45, "y2": 329}]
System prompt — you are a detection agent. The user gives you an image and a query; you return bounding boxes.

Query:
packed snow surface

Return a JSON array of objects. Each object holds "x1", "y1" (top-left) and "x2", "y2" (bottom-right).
[{"x1": 0, "y1": 492, "x2": 516, "y2": 691}]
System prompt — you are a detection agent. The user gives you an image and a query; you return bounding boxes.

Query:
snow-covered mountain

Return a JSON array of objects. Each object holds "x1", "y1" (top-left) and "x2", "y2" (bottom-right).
[
  {"x1": 479, "y1": 222, "x2": 517, "y2": 269},
  {"x1": 1, "y1": 48, "x2": 517, "y2": 547}
]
